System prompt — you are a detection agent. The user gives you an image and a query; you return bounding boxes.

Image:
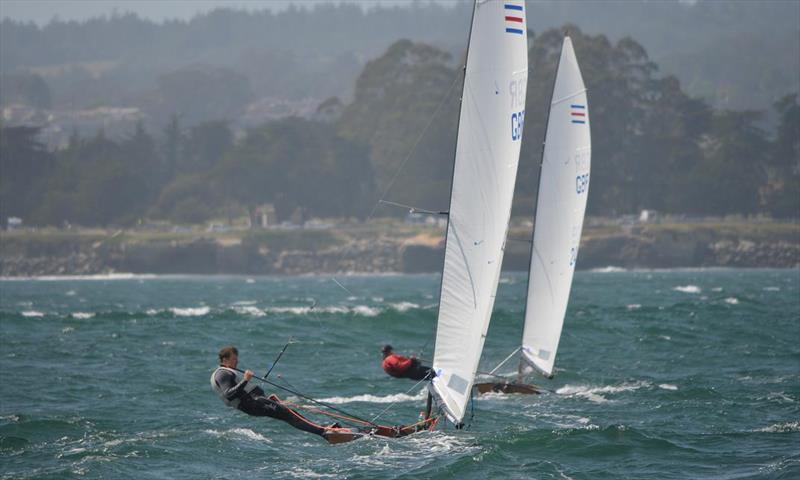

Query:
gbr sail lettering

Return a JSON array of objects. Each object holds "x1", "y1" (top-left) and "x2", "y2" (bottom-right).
[{"x1": 509, "y1": 77, "x2": 526, "y2": 141}]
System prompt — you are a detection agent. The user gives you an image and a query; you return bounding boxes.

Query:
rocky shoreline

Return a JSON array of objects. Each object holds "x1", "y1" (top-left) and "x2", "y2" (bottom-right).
[{"x1": 1, "y1": 222, "x2": 798, "y2": 277}]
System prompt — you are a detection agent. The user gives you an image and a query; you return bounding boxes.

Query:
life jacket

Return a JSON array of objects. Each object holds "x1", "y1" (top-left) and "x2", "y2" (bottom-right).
[
  {"x1": 210, "y1": 366, "x2": 257, "y2": 408},
  {"x1": 382, "y1": 354, "x2": 413, "y2": 377}
]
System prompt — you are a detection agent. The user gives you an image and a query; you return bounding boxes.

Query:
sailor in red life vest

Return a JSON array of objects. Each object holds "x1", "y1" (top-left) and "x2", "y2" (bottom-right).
[{"x1": 381, "y1": 344, "x2": 432, "y2": 380}]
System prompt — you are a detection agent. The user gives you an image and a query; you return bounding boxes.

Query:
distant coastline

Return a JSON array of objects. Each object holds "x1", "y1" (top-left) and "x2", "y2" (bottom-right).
[{"x1": 1, "y1": 218, "x2": 797, "y2": 277}]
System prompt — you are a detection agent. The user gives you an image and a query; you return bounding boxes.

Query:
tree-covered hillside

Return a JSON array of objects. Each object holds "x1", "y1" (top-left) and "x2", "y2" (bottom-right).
[
  {"x1": 2, "y1": 27, "x2": 797, "y2": 227},
  {"x1": 1, "y1": 0, "x2": 797, "y2": 118}
]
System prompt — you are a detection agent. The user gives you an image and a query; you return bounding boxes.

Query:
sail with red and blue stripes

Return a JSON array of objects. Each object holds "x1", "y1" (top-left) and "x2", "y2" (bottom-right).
[
  {"x1": 431, "y1": 0, "x2": 528, "y2": 425},
  {"x1": 571, "y1": 104, "x2": 587, "y2": 124},
  {"x1": 504, "y1": 3, "x2": 524, "y2": 35}
]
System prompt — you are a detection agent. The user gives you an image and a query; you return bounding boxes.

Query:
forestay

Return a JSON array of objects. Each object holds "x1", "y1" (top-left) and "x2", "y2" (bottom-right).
[
  {"x1": 430, "y1": 0, "x2": 528, "y2": 424},
  {"x1": 520, "y1": 36, "x2": 591, "y2": 377}
]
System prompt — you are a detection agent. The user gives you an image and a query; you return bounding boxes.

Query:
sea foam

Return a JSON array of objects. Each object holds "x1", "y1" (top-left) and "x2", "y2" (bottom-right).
[
  {"x1": 673, "y1": 285, "x2": 701, "y2": 293},
  {"x1": 317, "y1": 389, "x2": 426, "y2": 404},
  {"x1": 556, "y1": 382, "x2": 650, "y2": 403},
  {"x1": 170, "y1": 307, "x2": 210, "y2": 317}
]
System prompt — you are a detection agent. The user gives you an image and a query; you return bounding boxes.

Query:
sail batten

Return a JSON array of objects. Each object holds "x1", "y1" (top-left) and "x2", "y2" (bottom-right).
[
  {"x1": 430, "y1": 0, "x2": 528, "y2": 424},
  {"x1": 520, "y1": 36, "x2": 591, "y2": 378}
]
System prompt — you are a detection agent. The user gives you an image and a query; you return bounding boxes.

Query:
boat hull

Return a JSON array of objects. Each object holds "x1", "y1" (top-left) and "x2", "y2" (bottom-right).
[{"x1": 322, "y1": 417, "x2": 439, "y2": 445}]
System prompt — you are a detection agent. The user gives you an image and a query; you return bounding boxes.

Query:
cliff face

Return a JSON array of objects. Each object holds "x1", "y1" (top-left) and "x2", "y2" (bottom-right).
[{"x1": 1, "y1": 221, "x2": 798, "y2": 277}]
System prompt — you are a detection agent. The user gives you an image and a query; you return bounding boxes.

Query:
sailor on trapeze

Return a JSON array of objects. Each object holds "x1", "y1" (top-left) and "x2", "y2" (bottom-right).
[
  {"x1": 381, "y1": 344, "x2": 432, "y2": 380},
  {"x1": 211, "y1": 346, "x2": 337, "y2": 438}
]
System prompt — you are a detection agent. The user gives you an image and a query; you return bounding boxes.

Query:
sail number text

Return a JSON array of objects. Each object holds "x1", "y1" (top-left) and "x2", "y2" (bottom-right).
[
  {"x1": 575, "y1": 173, "x2": 589, "y2": 194},
  {"x1": 511, "y1": 111, "x2": 525, "y2": 141},
  {"x1": 509, "y1": 77, "x2": 526, "y2": 141}
]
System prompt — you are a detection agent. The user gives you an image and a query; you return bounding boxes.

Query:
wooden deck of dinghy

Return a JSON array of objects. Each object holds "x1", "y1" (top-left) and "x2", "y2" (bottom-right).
[{"x1": 322, "y1": 417, "x2": 439, "y2": 445}]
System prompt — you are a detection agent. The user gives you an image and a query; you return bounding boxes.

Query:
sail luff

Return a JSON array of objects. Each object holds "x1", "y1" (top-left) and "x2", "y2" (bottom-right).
[
  {"x1": 425, "y1": 0, "x2": 477, "y2": 422},
  {"x1": 520, "y1": 36, "x2": 591, "y2": 378},
  {"x1": 430, "y1": 0, "x2": 529, "y2": 424}
]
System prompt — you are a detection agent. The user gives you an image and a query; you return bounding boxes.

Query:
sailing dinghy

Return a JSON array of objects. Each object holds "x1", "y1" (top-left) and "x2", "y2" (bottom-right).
[
  {"x1": 475, "y1": 35, "x2": 591, "y2": 395},
  {"x1": 425, "y1": 0, "x2": 529, "y2": 425},
  {"x1": 317, "y1": 0, "x2": 529, "y2": 442}
]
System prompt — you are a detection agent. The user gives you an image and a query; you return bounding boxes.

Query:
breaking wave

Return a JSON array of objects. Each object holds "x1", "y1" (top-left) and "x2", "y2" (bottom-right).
[
  {"x1": 21, "y1": 310, "x2": 44, "y2": 317},
  {"x1": 674, "y1": 285, "x2": 701, "y2": 293},
  {"x1": 233, "y1": 305, "x2": 266, "y2": 317},
  {"x1": 317, "y1": 389, "x2": 427, "y2": 404},
  {"x1": 1, "y1": 273, "x2": 156, "y2": 281},
  {"x1": 556, "y1": 382, "x2": 650, "y2": 403},
  {"x1": 757, "y1": 422, "x2": 800, "y2": 433},
  {"x1": 389, "y1": 302, "x2": 420, "y2": 312},
  {"x1": 591, "y1": 266, "x2": 627, "y2": 273},
  {"x1": 170, "y1": 307, "x2": 210, "y2": 317},
  {"x1": 204, "y1": 428, "x2": 272, "y2": 443}
]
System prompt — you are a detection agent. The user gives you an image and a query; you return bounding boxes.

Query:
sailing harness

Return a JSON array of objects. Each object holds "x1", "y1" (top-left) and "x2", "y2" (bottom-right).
[{"x1": 210, "y1": 366, "x2": 259, "y2": 408}]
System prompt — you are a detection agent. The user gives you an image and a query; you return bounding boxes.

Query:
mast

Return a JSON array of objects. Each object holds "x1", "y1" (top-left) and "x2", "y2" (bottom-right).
[{"x1": 425, "y1": 0, "x2": 478, "y2": 422}]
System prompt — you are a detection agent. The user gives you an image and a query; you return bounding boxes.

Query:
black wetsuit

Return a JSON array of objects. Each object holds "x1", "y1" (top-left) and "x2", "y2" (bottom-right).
[
  {"x1": 212, "y1": 368, "x2": 325, "y2": 436},
  {"x1": 405, "y1": 359, "x2": 433, "y2": 381}
]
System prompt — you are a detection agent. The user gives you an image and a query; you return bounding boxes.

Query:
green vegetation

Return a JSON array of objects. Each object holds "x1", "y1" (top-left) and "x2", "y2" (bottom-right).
[
  {"x1": 1, "y1": 28, "x2": 798, "y2": 228},
  {"x1": 1, "y1": 2, "x2": 797, "y2": 112}
]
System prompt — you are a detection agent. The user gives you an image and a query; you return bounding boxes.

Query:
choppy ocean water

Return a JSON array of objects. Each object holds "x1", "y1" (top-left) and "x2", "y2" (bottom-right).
[{"x1": 0, "y1": 269, "x2": 798, "y2": 479}]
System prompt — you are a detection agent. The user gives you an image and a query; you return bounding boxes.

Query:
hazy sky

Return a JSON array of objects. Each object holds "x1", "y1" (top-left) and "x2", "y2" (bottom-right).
[{"x1": 0, "y1": 0, "x2": 455, "y2": 24}]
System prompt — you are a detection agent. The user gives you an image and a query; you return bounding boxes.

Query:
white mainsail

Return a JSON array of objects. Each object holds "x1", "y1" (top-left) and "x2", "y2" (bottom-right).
[
  {"x1": 430, "y1": 0, "x2": 528, "y2": 424},
  {"x1": 520, "y1": 36, "x2": 591, "y2": 377}
]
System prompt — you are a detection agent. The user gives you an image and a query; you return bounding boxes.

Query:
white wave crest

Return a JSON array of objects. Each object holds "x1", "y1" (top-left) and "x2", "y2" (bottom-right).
[
  {"x1": 4, "y1": 273, "x2": 156, "y2": 281},
  {"x1": 763, "y1": 286, "x2": 781, "y2": 292},
  {"x1": 352, "y1": 305, "x2": 380, "y2": 316},
  {"x1": 204, "y1": 427, "x2": 272, "y2": 443},
  {"x1": 233, "y1": 306, "x2": 265, "y2": 317},
  {"x1": 263, "y1": 305, "x2": 380, "y2": 316},
  {"x1": 626, "y1": 304, "x2": 642, "y2": 310},
  {"x1": 279, "y1": 468, "x2": 337, "y2": 479},
  {"x1": 390, "y1": 302, "x2": 419, "y2": 312},
  {"x1": 318, "y1": 389, "x2": 426, "y2": 404},
  {"x1": 71, "y1": 312, "x2": 95, "y2": 319},
  {"x1": 674, "y1": 285, "x2": 701, "y2": 293},
  {"x1": 724, "y1": 297, "x2": 739, "y2": 305},
  {"x1": 556, "y1": 382, "x2": 649, "y2": 403},
  {"x1": 658, "y1": 384, "x2": 678, "y2": 390},
  {"x1": 22, "y1": 310, "x2": 44, "y2": 317},
  {"x1": 233, "y1": 300, "x2": 257, "y2": 306},
  {"x1": 591, "y1": 266, "x2": 626, "y2": 273},
  {"x1": 758, "y1": 421, "x2": 800, "y2": 433},
  {"x1": 170, "y1": 306, "x2": 210, "y2": 317}
]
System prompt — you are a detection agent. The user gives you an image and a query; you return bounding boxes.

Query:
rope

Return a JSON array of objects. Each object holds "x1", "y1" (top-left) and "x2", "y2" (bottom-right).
[
  {"x1": 369, "y1": 377, "x2": 429, "y2": 424},
  {"x1": 465, "y1": 388, "x2": 475, "y2": 431},
  {"x1": 282, "y1": 398, "x2": 440, "y2": 433},
  {"x1": 232, "y1": 367, "x2": 379, "y2": 428},
  {"x1": 365, "y1": 70, "x2": 463, "y2": 221},
  {"x1": 280, "y1": 400, "x2": 373, "y2": 428}
]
